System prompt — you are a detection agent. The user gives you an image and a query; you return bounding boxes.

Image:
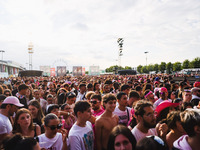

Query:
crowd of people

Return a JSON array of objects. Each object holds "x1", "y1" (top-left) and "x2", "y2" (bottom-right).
[{"x1": 0, "y1": 74, "x2": 200, "y2": 150}]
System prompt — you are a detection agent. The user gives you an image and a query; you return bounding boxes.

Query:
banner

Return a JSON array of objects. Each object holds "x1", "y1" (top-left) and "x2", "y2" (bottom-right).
[
  {"x1": 82, "y1": 67, "x2": 85, "y2": 76},
  {"x1": 89, "y1": 66, "x2": 100, "y2": 75},
  {"x1": 50, "y1": 68, "x2": 56, "y2": 76},
  {"x1": 40, "y1": 66, "x2": 51, "y2": 76},
  {"x1": 73, "y1": 66, "x2": 82, "y2": 76},
  {"x1": 57, "y1": 66, "x2": 66, "y2": 77}
]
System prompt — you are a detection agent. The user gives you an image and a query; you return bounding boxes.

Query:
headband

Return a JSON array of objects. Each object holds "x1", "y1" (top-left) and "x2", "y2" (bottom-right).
[{"x1": 145, "y1": 91, "x2": 153, "y2": 98}]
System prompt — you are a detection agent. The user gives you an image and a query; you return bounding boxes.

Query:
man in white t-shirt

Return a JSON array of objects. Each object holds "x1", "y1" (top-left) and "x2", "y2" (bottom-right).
[
  {"x1": 68, "y1": 100, "x2": 94, "y2": 150},
  {"x1": 131, "y1": 100, "x2": 157, "y2": 142},
  {"x1": 76, "y1": 83, "x2": 87, "y2": 102},
  {"x1": 114, "y1": 92, "x2": 131, "y2": 126},
  {"x1": 37, "y1": 113, "x2": 68, "y2": 150},
  {"x1": 0, "y1": 96, "x2": 23, "y2": 146},
  {"x1": 153, "y1": 87, "x2": 171, "y2": 109}
]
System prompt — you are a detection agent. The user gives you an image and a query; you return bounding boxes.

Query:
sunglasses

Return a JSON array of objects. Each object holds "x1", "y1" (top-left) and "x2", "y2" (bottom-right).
[
  {"x1": 90, "y1": 101, "x2": 98, "y2": 104},
  {"x1": 47, "y1": 123, "x2": 62, "y2": 130},
  {"x1": 146, "y1": 135, "x2": 165, "y2": 146}
]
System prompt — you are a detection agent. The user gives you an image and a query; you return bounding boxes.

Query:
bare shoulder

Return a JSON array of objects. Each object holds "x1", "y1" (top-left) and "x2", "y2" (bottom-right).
[
  {"x1": 95, "y1": 116, "x2": 104, "y2": 125},
  {"x1": 113, "y1": 114, "x2": 118, "y2": 119},
  {"x1": 35, "y1": 124, "x2": 41, "y2": 135},
  {"x1": 113, "y1": 114, "x2": 119, "y2": 123},
  {"x1": 36, "y1": 124, "x2": 40, "y2": 129}
]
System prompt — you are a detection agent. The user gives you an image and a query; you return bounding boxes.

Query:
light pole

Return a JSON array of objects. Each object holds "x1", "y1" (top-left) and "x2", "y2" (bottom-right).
[
  {"x1": 117, "y1": 38, "x2": 124, "y2": 68},
  {"x1": 0, "y1": 50, "x2": 5, "y2": 60},
  {"x1": 28, "y1": 42, "x2": 34, "y2": 70},
  {"x1": 144, "y1": 51, "x2": 149, "y2": 66}
]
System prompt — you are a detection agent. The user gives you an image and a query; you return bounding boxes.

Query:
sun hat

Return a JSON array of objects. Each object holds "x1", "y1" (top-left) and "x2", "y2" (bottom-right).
[
  {"x1": 2, "y1": 96, "x2": 24, "y2": 107},
  {"x1": 155, "y1": 100, "x2": 179, "y2": 117}
]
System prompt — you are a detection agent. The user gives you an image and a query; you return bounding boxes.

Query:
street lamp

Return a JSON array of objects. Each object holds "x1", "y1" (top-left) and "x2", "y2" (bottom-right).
[
  {"x1": 144, "y1": 51, "x2": 149, "y2": 66},
  {"x1": 0, "y1": 50, "x2": 5, "y2": 60},
  {"x1": 117, "y1": 38, "x2": 124, "y2": 68},
  {"x1": 28, "y1": 42, "x2": 34, "y2": 70}
]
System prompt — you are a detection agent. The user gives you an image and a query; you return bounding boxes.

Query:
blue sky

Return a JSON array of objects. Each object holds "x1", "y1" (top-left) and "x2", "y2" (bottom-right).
[{"x1": 0, "y1": 0, "x2": 200, "y2": 71}]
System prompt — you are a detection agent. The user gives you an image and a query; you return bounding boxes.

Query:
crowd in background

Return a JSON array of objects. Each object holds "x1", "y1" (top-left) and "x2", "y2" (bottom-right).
[{"x1": 0, "y1": 74, "x2": 200, "y2": 150}]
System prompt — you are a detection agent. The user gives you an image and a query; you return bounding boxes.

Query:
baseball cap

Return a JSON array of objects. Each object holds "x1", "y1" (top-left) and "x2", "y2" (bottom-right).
[
  {"x1": 193, "y1": 81, "x2": 200, "y2": 88},
  {"x1": 191, "y1": 87, "x2": 200, "y2": 93},
  {"x1": 155, "y1": 100, "x2": 179, "y2": 117},
  {"x1": 2, "y1": 96, "x2": 24, "y2": 107},
  {"x1": 160, "y1": 87, "x2": 168, "y2": 93}
]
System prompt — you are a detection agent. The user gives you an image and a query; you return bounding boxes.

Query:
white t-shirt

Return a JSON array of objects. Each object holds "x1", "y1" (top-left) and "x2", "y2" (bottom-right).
[
  {"x1": 76, "y1": 92, "x2": 86, "y2": 102},
  {"x1": 68, "y1": 121, "x2": 94, "y2": 150},
  {"x1": 153, "y1": 98, "x2": 172, "y2": 109},
  {"x1": 0, "y1": 113, "x2": 12, "y2": 134},
  {"x1": 131, "y1": 126, "x2": 157, "y2": 142},
  {"x1": 113, "y1": 107, "x2": 131, "y2": 126},
  {"x1": 38, "y1": 132, "x2": 63, "y2": 150}
]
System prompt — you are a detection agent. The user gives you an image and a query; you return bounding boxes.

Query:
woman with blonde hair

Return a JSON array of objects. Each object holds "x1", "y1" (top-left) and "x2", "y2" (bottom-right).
[{"x1": 13, "y1": 108, "x2": 41, "y2": 137}]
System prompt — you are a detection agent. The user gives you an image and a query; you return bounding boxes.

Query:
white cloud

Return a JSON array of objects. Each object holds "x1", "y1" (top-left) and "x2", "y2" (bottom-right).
[{"x1": 0, "y1": 0, "x2": 199, "y2": 71}]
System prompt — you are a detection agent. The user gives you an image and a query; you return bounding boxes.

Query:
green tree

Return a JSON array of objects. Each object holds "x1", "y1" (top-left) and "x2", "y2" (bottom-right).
[
  {"x1": 159, "y1": 62, "x2": 166, "y2": 73},
  {"x1": 124, "y1": 66, "x2": 132, "y2": 70},
  {"x1": 105, "y1": 65, "x2": 124, "y2": 72},
  {"x1": 147, "y1": 64, "x2": 154, "y2": 72},
  {"x1": 137, "y1": 65, "x2": 143, "y2": 73},
  {"x1": 190, "y1": 57, "x2": 200, "y2": 68},
  {"x1": 141, "y1": 66, "x2": 149, "y2": 74},
  {"x1": 153, "y1": 64, "x2": 159, "y2": 73},
  {"x1": 105, "y1": 65, "x2": 116, "y2": 72},
  {"x1": 173, "y1": 62, "x2": 182, "y2": 72},
  {"x1": 182, "y1": 59, "x2": 190, "y2": 69},
  {"x1": 166, "y1": 62, "x2": 173, "y2": 74}
]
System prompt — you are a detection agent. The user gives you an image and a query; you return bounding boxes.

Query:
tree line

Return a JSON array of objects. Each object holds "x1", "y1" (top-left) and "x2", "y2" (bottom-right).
[
  {"x1": 105, "y1": 57, "x2": 200, "y2": 74},
  {"x1": 137, "y1": 57, "x2": 200, "y2": 74}
]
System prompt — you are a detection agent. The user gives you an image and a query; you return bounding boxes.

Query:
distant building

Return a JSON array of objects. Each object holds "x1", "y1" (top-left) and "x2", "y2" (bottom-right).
[
  {"x1": 57, "y1": 66, "x2": 67, "y2": 76},
  {"x1": 73, "y1": 66, "x2": 82, "y2": 76},
  {"x1": 0, "y1": 60, "x2": 25, "y2": 77},
  {"x1": 89, "y1": 66, "x2": 100, "y2": 75},
  {"x1": 40, "y1": 66, "x2": 51, "y2": 76}
]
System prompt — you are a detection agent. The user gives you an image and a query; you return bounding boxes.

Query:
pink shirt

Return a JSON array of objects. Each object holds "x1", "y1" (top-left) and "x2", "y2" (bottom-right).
[{"x1": 92, "y1": 107, "x2": 105, "y2": 117}]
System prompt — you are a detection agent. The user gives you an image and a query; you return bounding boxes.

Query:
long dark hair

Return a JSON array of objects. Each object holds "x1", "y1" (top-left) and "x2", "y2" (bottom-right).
[
  {"x1": 107, "y1": 125, "x2": 136, "y2": 150},
  {"x1": 28, "y1": 100, "x2": 44, "y2": 123}
]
